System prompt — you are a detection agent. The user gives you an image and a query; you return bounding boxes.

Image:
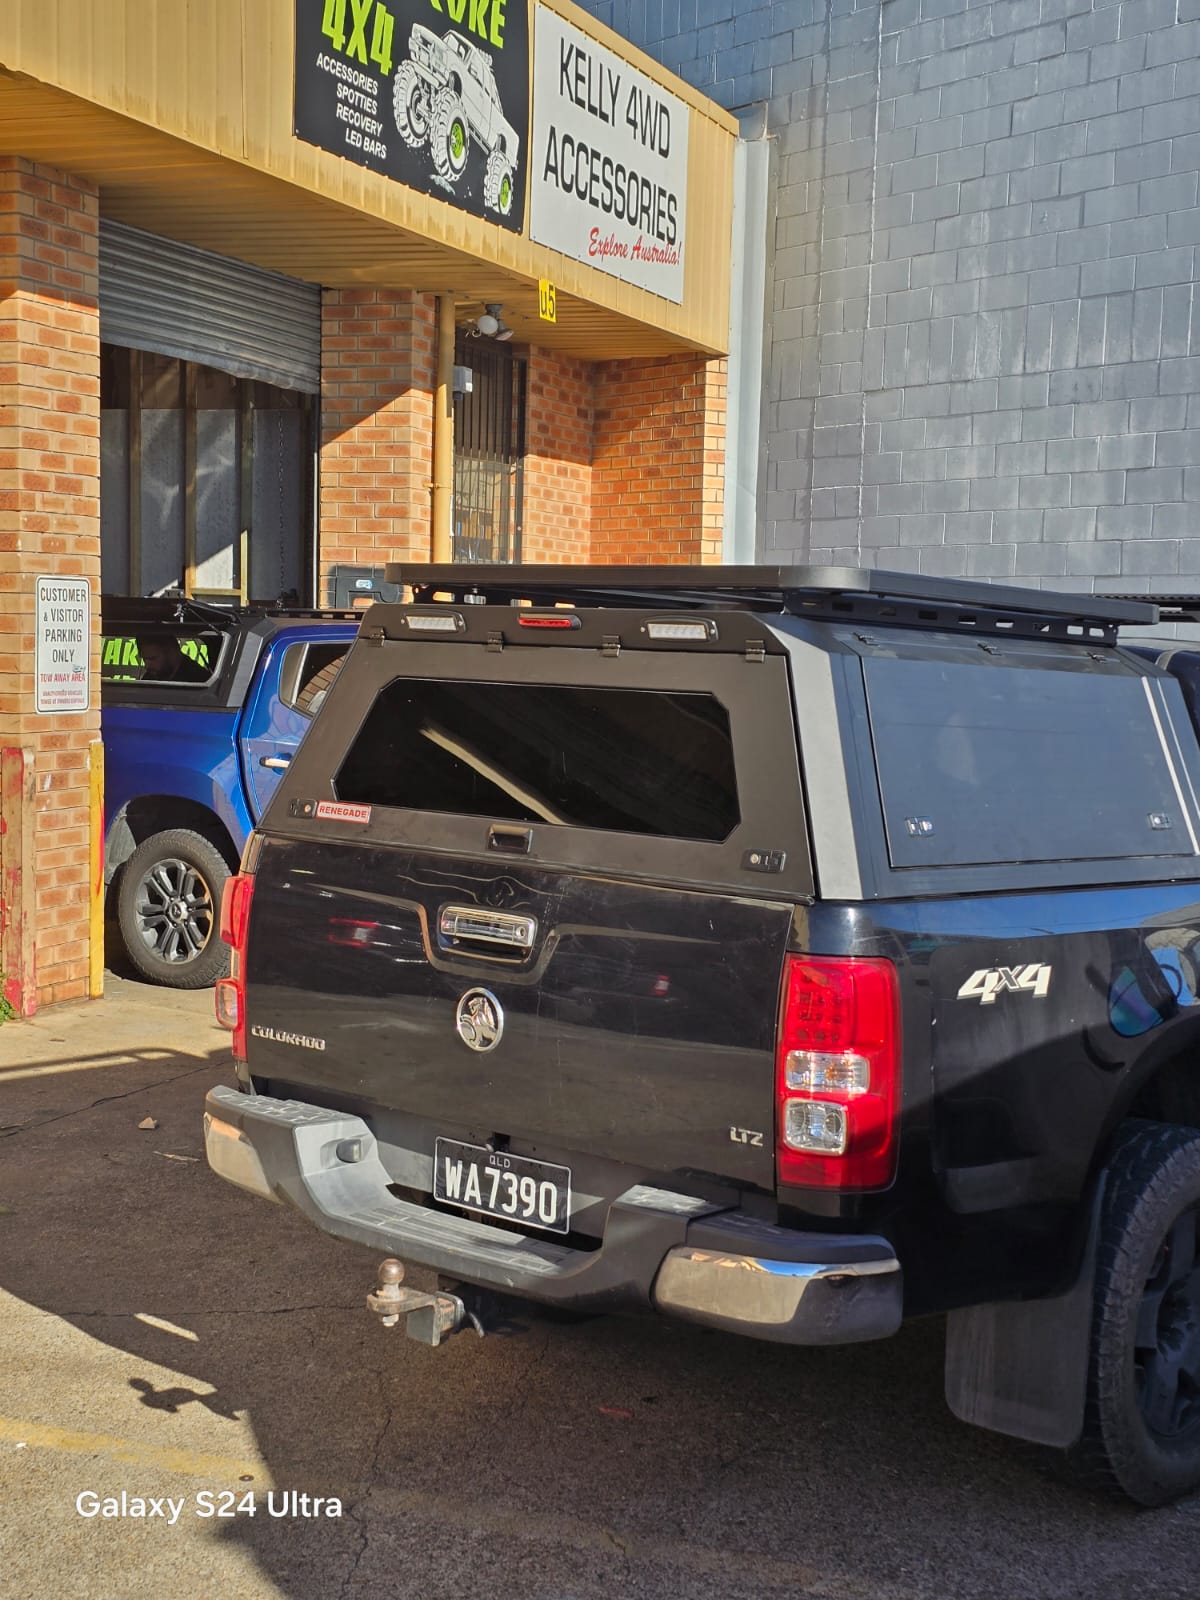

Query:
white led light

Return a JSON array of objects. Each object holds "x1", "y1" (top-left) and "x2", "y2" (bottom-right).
[
  {"x1": 784, "y1": 1100, "x2": 848, "y2": 1155},
  {"x1": 644, "y1": 620, "x2": 716, "y2": 641},
  {"x1": 405, "y1": 612, "x2": 462, "y2": 633},
  {"x1": 784, "y1": 1050, "x2": 870, "y2": 1096}
]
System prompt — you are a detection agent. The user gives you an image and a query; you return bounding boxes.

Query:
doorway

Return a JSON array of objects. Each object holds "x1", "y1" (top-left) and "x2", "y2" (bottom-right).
[
  {"x1": 452, "y1": 339, "x2": 526, "y2": 563},
  {"x1": 100, "y1": 345, "x2": 315, "y2": 602}
]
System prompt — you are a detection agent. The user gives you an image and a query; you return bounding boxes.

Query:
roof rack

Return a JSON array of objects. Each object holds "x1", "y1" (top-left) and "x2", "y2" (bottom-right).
[
  {"x1": 100, "y1": 595, "x2": 362, "y2": 626},
  {"x1": 386, "y1": 564, "x2": 1156, "y2": 644},
  {"x1": 1110, "y1": 593, "x2": 1200, "y2": 625}
]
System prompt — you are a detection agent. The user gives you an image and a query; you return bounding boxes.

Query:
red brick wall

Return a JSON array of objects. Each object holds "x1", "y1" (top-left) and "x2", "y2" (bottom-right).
[
  {"x1": 522, "y1": 346, "x2": 592, "y2": 563},
  {"x1": 591, "y1": 354, "x2": 727, "y2": 564},
  {"x1": 0, "y1": 156, "x2": 101, "y2": 1008},
  {"x1": 318, "y1": 289, "x2": 436, "y2": 597}
]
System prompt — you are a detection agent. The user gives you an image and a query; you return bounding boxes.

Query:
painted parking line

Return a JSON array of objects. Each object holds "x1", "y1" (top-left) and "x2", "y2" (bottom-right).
[{"x1": 0, "y1": 1414, "x2": 269, "y2": 1486}]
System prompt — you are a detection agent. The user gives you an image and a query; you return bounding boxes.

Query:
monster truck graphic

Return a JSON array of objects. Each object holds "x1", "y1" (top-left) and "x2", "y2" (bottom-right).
[{"x1": 392, "y1": 25, "x2": 520, "y2": 217}]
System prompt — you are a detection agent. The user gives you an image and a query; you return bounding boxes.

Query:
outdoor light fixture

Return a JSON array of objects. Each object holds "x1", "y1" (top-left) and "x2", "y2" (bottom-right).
[{"x1": 475, "y1": 302, "x2": 513, "y2": 340}]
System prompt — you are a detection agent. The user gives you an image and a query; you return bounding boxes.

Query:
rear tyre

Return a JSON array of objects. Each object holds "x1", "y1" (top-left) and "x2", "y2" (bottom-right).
[
  {"x1": 1071, "y1": 1121, "x2": 1200, "y2": 1505},
  {"x1": 117, "y1": 828, "x2": 231, "y2": 990},
  {"x1": 430, "y1": 88, "x2": 469, "y2": 183},
  {"x1": 483, "y1": 149, "x2": 514, "y2": 216}
]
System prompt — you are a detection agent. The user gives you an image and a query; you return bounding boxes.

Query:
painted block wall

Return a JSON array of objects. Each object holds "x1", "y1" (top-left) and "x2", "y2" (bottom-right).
[{"x1": 580, "y1": 0, "x2": 1200, "y2": 592}]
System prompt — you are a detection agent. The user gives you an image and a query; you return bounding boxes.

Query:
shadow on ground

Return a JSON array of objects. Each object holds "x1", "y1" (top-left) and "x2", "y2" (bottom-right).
[{"x1": 0, "y1": 1028, "x2": 1197, "y2": 1600}]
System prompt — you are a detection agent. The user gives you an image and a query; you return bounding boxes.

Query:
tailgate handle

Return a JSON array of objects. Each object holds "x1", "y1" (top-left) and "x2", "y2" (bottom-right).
[
  {"x1": 438, "y1": 906, "x2": 538, "y2": 952},
  {"x1": 488, "y1": 825, "x2": 532, "y2": 855}
]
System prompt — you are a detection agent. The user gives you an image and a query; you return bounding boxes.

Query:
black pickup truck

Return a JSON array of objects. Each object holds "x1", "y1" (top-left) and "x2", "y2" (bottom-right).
[{"x1": 204, "y1": 566, "x2": 1200, "y2": 1506}]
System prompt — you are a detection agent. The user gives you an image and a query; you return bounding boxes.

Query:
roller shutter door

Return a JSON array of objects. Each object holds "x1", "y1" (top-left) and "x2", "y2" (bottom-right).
[{"x1": 99, "y1": 221, "x2": 321, "y2": 393}]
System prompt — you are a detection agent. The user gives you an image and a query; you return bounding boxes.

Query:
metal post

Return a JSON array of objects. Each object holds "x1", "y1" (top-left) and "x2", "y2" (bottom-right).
[
  {"x1": 431, "y1": 294, "x2": 455, "y2": 563},
  {"x1": 183, "y1": 361, "x2": 198, "y2": 596}
]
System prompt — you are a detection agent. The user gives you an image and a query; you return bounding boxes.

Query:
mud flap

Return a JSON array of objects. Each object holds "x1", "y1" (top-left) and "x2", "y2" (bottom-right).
[{"x1": 944, "y1": 1179, "x2": 1104, "y2": 1449}]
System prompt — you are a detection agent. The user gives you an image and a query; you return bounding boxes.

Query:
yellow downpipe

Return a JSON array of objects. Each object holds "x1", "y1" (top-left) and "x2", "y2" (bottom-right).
[
  {"x1": 88, "y1": 739, "x2": 104, "y2": 998},
  {"x1": 431, "y1": 293, "x2": 455, "y2": 563}
]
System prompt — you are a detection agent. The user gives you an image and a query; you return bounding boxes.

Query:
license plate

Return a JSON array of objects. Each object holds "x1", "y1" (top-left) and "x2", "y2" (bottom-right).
[{"x1": 434, "y1": 1138, "x2": 571, "y2": 1235}]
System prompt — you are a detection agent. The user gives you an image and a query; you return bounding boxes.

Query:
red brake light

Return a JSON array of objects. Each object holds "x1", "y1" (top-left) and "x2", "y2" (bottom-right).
[
  {"x1": 517, "y1": 613, "x2": 580, "y2": 629},
  {"x1": 220, "y1": 873, "x2": 254, "y2": 950},
  {"x1": 216, "y1": 873, "x2": 255, "y2": 1062},
  {"x1": 775, "y1": 954, "x2": 900, "y2": 1191}
]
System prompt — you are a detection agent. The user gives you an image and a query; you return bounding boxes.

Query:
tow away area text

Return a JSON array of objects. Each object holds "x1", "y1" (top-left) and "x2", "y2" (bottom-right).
[{"x1": 75, "y1": 1490, "x2": 343, "y2": 1522}]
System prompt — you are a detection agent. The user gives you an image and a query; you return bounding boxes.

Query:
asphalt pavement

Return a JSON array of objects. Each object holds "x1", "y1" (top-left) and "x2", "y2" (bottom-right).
[{"x1": 0, "y1": 973, "x2": 1197, "y2": 1600}]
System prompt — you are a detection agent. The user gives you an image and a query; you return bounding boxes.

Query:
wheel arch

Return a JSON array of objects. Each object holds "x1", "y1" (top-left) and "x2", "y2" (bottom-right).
[
  {"x1": 106, "y1": 796, "x2": 240, "y2": 884},
  {"x1": 1121, "y1": 1040, "x2": 1200, "y2": 1130},
  {"x1": 1094, "y1": 1020, "x2": 1200, "y2": 1171}
]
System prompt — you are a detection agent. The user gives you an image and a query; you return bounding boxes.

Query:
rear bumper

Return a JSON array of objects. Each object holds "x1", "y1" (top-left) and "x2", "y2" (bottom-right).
[{"x1": 205, "y1": 1084, "x2": 903, "y2": 1346}]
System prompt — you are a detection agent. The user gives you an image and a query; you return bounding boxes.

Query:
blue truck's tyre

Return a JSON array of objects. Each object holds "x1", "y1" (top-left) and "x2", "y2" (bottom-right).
[
  {"x1": 1072, "y1": 1121, "x2": 1200, "y2": 1505},
  {"x1": 116, "y1": 828, "x2": 231, "y2": 990}
]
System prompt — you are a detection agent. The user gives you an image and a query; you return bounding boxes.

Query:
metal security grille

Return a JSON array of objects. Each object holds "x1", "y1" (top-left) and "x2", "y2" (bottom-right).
[
  {"x1": 453, "y1": 341, "x2": 526, "y2": 564},
  {"x1": 100, "y1": 221, "x2": 321, "y2": 394}
]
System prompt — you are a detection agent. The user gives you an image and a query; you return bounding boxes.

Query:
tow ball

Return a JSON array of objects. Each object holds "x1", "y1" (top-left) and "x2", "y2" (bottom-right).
[{"x1": 366, "y1": 1258, "x2": 482, "y2": 1347}]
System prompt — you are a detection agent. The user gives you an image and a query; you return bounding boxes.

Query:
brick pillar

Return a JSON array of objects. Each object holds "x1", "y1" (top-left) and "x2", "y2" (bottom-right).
[
  {"x1": 591, "y1": 355, "x2": 727, "y2": 564},
  {"x1": 0, "y1": 156, "x2": 101, "y2": 1009},
  {"x1": 318, "y1": 289, "x2": 436, "y2": 599},
  {"x1": 523, "y1": 346, "x2": 592, "y2": 563}
]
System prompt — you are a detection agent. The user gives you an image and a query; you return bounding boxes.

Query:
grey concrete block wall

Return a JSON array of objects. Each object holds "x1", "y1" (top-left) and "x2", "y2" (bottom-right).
[{"x1": 575, "y1": 0, "x2": 1200, "y2": 593}]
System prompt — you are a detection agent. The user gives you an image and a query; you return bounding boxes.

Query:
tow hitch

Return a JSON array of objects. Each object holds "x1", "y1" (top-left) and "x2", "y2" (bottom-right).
[{"x1": 366, "y1": 1258, "x2": 483, "y2": 1347}]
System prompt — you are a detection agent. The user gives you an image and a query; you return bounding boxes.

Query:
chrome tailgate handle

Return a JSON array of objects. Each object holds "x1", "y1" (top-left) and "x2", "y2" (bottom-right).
[{"x1": 438, "y1": 905, "x2": 538, "y2": 951}]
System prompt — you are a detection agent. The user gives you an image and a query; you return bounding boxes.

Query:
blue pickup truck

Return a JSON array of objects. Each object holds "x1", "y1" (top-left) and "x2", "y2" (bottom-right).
[{"x1": 100, "y1": 598, "x2": 358, "y2": 987}]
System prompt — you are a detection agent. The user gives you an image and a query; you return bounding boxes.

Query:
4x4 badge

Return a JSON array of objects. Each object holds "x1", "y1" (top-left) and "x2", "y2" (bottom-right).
[
  {"x1": 455, "y1": 988, "x2": 504, "y2": 1052},
  {"x1": 958, "y1": 964, "x2": 1053, "y2": 1005}
]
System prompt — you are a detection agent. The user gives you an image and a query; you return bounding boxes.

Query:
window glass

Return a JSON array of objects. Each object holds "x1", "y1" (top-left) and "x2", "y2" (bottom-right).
[
  {"x1": 865, "y1": 656, "x2": 1188, "y2": 867},
  {"x1": 335, "y1": 680, "x2": 741, "y2": 841},
  {"x1": 279, "y1": 642, "x2": 349, "y2": 716},
  {"x1": 100, "y1": 627, "x2": 224, "y2": 686}
]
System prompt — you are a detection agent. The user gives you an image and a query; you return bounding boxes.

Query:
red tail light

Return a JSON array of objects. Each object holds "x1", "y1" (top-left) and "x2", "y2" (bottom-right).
[
  {"x1": 775, "y1": 954, "x2": 900, "y2": 1191},
  {"x1": 215, "y1": 873, "x2": 255, "y2": 1062}
]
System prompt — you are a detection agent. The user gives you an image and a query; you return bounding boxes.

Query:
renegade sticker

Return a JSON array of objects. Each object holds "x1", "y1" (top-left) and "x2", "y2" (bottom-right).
[
  {"x1": 957, "y1": 964, "x2": 1053, "y2": 1005},
  {"x1": 315, "y1": 801, "x2": 372, "y2": 825}
]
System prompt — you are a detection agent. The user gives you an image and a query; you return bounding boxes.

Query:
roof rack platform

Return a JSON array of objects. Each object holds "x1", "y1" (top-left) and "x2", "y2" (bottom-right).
[{"x1": 385, "y1": 564, "x2": 1157, "y2": 644}]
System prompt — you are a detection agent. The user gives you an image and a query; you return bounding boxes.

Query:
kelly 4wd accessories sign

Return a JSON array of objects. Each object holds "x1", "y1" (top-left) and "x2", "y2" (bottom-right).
[
  {"x1": 529, "y1": 7, "x2": 689, "y2": 303},
  {"x1": 294, "y1": 0, "x2": 529, "y2": 229}
]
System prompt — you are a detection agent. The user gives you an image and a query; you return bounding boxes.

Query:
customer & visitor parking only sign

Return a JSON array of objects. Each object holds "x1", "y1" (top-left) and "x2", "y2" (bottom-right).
[{"x1": 35, "y1": 576, "x2": 91, "y2": 714}]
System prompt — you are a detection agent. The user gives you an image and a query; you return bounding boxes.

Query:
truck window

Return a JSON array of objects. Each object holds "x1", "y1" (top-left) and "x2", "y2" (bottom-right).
[
  {"x1": 279, "y1": 642, "x2": 350, "y2": 717},
  {"x1": 334, "y1": 679, "x2": 741, "y2": 841},
  {"x1": 100, "y1": 628, "x2": 222, "y2": 685},
  {"x1": 865, "y1": 656, "x2": 1192, "y2": 868}
]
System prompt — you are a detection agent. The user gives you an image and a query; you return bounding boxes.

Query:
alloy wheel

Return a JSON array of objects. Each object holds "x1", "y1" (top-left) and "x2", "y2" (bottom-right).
[{"x1": 133, "y1": 857, "x2": 214, "y2": 964}]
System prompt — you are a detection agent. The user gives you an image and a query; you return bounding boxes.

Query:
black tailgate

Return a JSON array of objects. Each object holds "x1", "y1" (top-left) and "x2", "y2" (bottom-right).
[{"x1": 244, "y1": 837, "x2": 794, "y2": 1192}]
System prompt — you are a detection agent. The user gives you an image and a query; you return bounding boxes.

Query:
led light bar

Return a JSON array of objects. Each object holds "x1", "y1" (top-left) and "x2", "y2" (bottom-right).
[
  {"x1": 643, "y1": 619, "x2": 717, "y2": 641},
  {"x1": 405, "y1": 612, "x2": 463, "y2": 633}
]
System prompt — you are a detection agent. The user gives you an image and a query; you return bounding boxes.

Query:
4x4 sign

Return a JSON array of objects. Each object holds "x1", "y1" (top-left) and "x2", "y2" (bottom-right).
[{"x1": 957, "y1": 964, "x2": 1053, "y2": 1005}]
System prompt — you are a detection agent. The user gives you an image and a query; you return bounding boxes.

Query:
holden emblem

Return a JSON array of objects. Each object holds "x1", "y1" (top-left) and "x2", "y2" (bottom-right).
[{"x1": 455, "y1": 988, "x2": 504, "y2": 1053}]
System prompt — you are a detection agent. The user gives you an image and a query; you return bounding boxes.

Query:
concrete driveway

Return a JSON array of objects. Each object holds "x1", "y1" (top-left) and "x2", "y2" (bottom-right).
[{"x1": 0, "y1": 975, "x2": 1197, "y2": 1599}]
